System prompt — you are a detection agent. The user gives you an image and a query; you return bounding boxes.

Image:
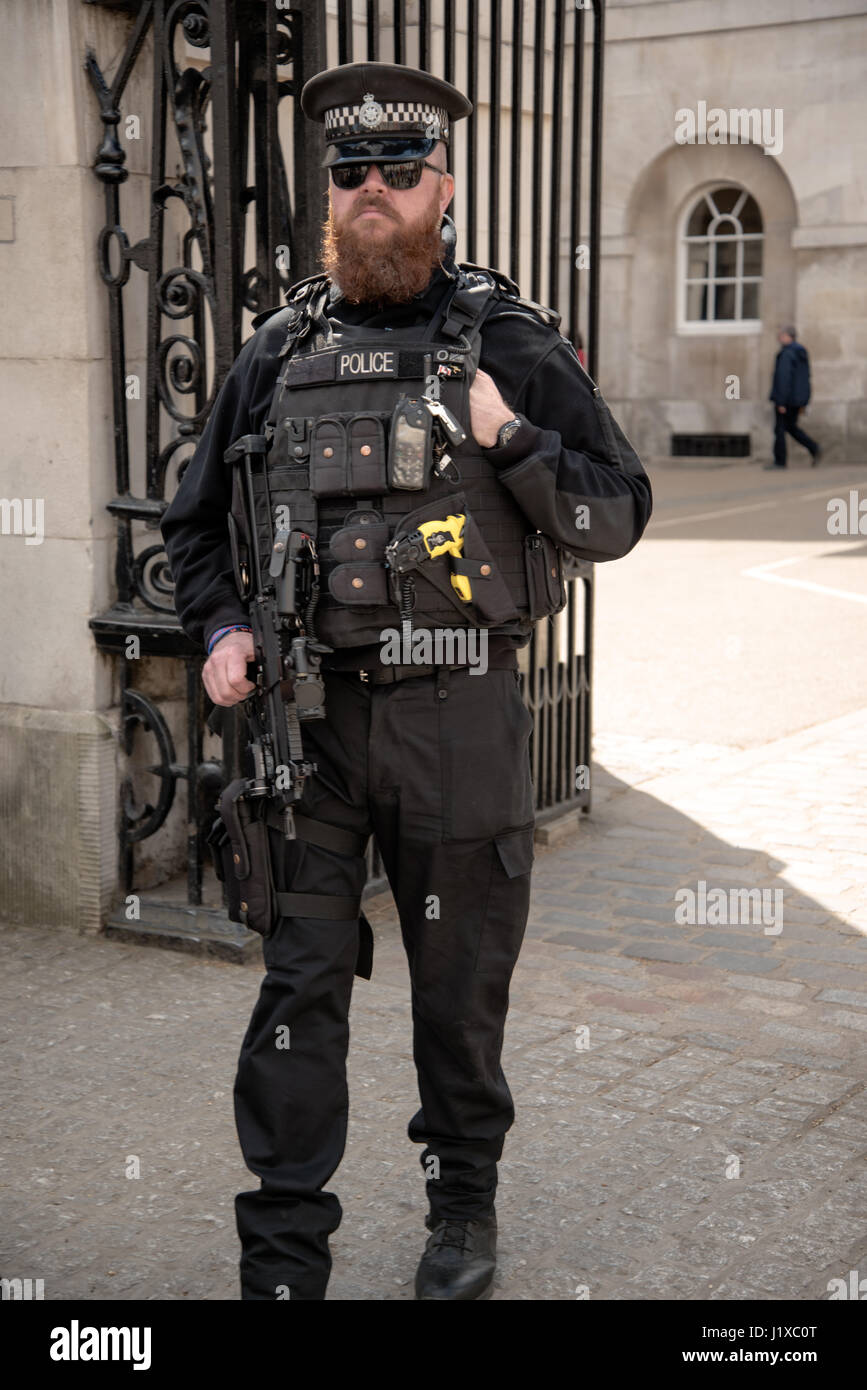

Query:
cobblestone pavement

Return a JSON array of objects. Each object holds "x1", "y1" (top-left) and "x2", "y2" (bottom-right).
[{"x1": 2, "y1": 707, "x2": 866, "y2": 1301}]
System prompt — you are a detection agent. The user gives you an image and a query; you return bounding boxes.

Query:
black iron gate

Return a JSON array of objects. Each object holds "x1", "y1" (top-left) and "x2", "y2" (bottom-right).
[{"x1": 85, "y1": 0, "x2": 603, "y2": 957}]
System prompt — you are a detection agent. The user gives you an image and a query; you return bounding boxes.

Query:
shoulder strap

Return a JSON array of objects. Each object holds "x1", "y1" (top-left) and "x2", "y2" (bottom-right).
[
  {"x1": 460, "y1": 260, "x2": 562, "y2": 331},
  {"x1": 424, "y1": 267, "x2": 497, "y2": 345},
  {"x1": 250, "y1": 271, "x2": 332, "y2": 331}
]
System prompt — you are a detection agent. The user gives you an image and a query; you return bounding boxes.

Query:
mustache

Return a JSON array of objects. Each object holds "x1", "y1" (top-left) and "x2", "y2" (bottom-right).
[{"x1": 351, "y1": 199, "x2": 397, "y2": 220}]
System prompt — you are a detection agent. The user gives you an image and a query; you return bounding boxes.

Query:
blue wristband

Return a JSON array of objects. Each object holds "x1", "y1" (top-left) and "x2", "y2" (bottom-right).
[{"x1": 207, "y1": 624, "x2": 252, "y2": 655}]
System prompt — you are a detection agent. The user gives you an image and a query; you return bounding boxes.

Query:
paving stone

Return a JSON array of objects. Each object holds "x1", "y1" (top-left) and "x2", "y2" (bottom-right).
[
  {"x1": 701, "y1": 951, "x2": 783, "y2": 974},
  {"x1": 665, "y1": 1098, "x2": 732, "y2": 1124},
  {"x1": 772, "y1": 1049, "x2": 847, "y2": 1070},
  {"x1": 814, "y1": 1113, "x2": 867, "y2": 1143},
  {"x1": 770, "y1": 1071, "x2": 858, "y2": 1105},
  {"x1": 784, "y1": 962, "x2": 867, "y2": 990},
  {"x1": 602, "y1": 1084, "x2": 670, "y2": 1111},
  {"x1": 682, "y1": 1032, "x2": 742, "y2": 1052},
  {"x1": 612, "y1": 903, "x2": 683, "y2": 924},
  {"x1": 537, "y1": 930, "x2": 615, "y2": 951},
  {"x1": 620, "y1": 1174, "x2": 715, "y2": 1222},
  {"x1": 723, "y1": 973, "x2": 806, "y2": 998},
  {"x1": 691, "y1": 931, "x2": 777, "y2": 953},
  {"x1": 816, "y1": 988, "x2": 867, "y2": 1008},
  {"x1": 760, "y1": 1021, "x2": 844, "y2": 1047},
  {"x1": 621, "y1": 942, "x2": 707, "y2": 964},
  {"x1": 823, "y1": 1008, "x2": 867, "y2": 1032},
  {"x1": 784, "y1": 943, "x2": 867, "y2": 966}
]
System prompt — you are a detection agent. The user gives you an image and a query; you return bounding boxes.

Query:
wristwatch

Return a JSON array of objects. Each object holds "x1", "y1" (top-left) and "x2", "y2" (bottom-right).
[{"x1": 495, "y1": 416, "x2": 523, "y2": 448}]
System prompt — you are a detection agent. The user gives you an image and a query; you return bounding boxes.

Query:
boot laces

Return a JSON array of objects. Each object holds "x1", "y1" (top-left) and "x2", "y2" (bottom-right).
[{"x1": 431, "y1": 1219, "x2": 472, "y2": 1252}]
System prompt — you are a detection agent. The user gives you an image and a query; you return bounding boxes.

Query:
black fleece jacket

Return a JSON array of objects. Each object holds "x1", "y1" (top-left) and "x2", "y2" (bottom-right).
[{"x1": 160, "y1": 239, "x2": 652, "y2": 656}]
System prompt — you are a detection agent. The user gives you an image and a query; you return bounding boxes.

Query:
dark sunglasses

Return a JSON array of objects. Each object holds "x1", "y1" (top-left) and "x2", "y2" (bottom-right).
[{"x1": 330, "y1": 160, "x2": 445, "y2": 191}]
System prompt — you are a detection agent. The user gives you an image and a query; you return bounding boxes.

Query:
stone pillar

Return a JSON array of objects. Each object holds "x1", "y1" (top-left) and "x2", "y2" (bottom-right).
[{"x1": 0, "y1": 0, "x2": 141, "y2": 930}]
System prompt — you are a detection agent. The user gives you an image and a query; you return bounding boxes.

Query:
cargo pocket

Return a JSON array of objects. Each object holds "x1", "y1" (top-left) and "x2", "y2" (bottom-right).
[
  {"x1": 524, "y1": 532, "x2": 566, "y2": 620},
  {"x1": 440, "y1": 668, "x2": 535, "y2": 840},
  {"x1": 474, "y1": 824, "x2": 535, "y2": 973}
]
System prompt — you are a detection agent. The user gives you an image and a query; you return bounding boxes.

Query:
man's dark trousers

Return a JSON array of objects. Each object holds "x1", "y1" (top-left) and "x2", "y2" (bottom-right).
[
  {"x1": 233, "y1": 664, "x2": 535, "y2": 1299},
  {"x1": 774, "y1": 406, "x2": 818, "y2": 466}
]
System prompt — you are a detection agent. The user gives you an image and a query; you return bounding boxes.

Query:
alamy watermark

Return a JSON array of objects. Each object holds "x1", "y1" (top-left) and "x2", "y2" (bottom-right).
[
  {"x1": 827, "y1": 492, "x2": 867, "y2": 535},
  {"x1": 0, "y1": 497, "x2": 44, "y2": 545},
  {"x1": 675, "y1": 879, "x2": 783, "y2": 935},
  {"x1": 675, "y1": 101, "x2": 783, "y2": 157},
  {"x1": 49, "y1": 1321, "x2": 151, "y2": 1370},
  {"x1": 379, "y1": 626, "x2": 488, "y2": 675},
  {"x1": 1, "y1": 1276, "x2": 44, "y2": 1299}
]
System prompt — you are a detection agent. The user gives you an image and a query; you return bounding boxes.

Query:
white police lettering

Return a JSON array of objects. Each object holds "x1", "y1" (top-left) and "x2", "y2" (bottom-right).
[{"x1": 338, "y1": 350, "x2": 395, "y2": 376}]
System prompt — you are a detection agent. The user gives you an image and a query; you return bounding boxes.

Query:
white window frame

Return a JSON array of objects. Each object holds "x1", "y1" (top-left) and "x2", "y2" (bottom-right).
[{"x1": 677, "y1": 185, "x2": 764, "y2": 336}]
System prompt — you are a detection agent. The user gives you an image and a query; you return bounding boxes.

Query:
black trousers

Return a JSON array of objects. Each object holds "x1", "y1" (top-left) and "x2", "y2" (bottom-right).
[
  {"x1": 773, "y1": 406, "x2": 817, "y2": 466},
  {"x1": 233, "y1": 665, "x2": 535, "y2": 1299}
]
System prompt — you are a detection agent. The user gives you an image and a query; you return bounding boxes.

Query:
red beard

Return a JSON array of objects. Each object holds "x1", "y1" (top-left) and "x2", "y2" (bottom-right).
[{"x1": 321, "y1": 188, "x2": 446, "y2": 306}]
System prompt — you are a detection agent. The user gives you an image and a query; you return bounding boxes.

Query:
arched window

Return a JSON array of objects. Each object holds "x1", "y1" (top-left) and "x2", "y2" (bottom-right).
[{"x1": 680, "y1": 186, "x2": 763, "y2": 330}]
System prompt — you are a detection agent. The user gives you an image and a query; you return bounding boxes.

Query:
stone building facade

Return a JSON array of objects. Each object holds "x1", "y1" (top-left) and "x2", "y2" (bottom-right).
[{"x1": 598, "y1": 0, "x2": 867, "y2": 462}]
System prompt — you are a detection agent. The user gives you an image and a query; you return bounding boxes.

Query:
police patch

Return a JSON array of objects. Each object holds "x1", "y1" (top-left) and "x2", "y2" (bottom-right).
[{"x1": 337, "y1": 349, "x2": 398, "y2": 379}]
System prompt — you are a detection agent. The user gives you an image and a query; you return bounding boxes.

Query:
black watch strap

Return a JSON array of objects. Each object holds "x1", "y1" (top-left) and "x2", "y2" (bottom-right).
[{"x1": 496, "y1": 416, "x2": 523, "y2": 448}]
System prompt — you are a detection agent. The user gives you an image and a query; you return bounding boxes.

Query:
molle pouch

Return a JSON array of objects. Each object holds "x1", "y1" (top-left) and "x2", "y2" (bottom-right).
[
  {"x1": 451, "y1": 512, "x2": 522, "y2": 624},
  {"x1": 280, "y1": 416, "x2": 312, "y2": 468},
  {"x1": 347, "y1": 415, "x2": 387, "y2": 493},
  {"x1": 208, "y1": 778, "x2": 277, "y2": 938},
  {"x1": 524, "y1": 532, "x2": 567, "y2": 620},
  {"x1": 329, "y1": 520, "x2": 390, "y2": 564},
  {"x1": 310, "y1": 416, "x2": 349, "y2": 496},
  {"x1": 387, "y1": 396, "x2": 433, "y2": 490},
  {"x1": 328, "y1": 560, "x2": 390, "y2": 608}
]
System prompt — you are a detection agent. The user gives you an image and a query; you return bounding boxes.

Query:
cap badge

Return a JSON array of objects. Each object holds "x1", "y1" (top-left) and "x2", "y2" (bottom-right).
[{"x1": 358, "y1": 92, "x2": 384, "y2": 129}]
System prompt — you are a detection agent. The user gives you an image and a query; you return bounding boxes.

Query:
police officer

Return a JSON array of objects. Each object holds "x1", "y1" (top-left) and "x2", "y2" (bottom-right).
[{"x1": 160, "y1": 61, "x2": 652, "y2": 1301}]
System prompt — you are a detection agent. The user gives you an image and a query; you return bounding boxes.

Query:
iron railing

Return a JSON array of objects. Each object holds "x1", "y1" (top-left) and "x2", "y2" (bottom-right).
[{"x1": 85, "y1": 0, "x2": 603, "y2": 956}]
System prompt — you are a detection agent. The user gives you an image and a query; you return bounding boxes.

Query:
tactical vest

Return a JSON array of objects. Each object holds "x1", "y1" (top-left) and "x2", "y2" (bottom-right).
[{"x1": 234, "y1": 265, "x2": 567, "y2": 650}]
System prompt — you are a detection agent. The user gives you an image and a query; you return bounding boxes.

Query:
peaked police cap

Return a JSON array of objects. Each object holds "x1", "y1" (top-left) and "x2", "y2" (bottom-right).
[{"x1": 300, "y1": 61, "x2": 472, "y2": 168}]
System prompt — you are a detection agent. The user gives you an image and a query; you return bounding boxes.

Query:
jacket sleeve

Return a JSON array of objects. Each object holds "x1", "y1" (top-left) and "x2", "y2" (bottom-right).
[
  {"x1": 482, "y1": 334, "x2": 652, "y2": 562},
  {"x1": 770, "y1": 347, "x2": 793, "y2": 404},
  {"x1": 159, "y1": 333, "x2": 263, "y2": 653}
]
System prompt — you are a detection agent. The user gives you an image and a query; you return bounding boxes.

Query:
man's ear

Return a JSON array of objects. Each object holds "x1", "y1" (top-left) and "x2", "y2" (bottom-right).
[{"x1": 440, "y1": 172, "x2": 455, "y2": 214}]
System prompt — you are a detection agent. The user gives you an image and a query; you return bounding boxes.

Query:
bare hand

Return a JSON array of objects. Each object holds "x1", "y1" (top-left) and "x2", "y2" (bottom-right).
[
  {"x1": 469, "y1": 367, "x2": 516, "y2": 447},
  {"x1": 777, "y1": 405, "x2": 786, "y2": 414},
  {"x1": 203, "y1": 630, "x2": 256, "y2": 707}
]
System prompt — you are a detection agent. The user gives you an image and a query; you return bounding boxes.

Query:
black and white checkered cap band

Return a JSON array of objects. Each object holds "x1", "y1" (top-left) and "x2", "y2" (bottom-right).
[{"x1": 324, "y1": 101, "x2": 450, "y2": 142}]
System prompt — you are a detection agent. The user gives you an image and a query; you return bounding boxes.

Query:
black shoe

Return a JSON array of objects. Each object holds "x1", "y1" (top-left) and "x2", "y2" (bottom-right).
[
  {"x1": 811, "y1": 446, "x2": 822, "y2": 466},
  {"x1": 415, "y1": 1213, "x2": 497, "y2": 1300},
  {"x1": 762, "y1": 463, "x2": 787, "y2": 470}
]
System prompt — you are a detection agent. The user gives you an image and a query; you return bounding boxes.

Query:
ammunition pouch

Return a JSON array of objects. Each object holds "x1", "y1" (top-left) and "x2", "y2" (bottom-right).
[{"x1": 524, "y1": 532, "x2": 567, "y2": 621}]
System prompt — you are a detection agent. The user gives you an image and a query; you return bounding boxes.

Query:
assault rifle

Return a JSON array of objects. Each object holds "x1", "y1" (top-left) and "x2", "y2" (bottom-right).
[{"x1": 223, "y1": 434, "x2": 331, "y2": 840}]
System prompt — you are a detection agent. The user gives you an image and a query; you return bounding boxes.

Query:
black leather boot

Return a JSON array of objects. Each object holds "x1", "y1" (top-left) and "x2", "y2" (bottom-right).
[{"x1": 414, "y1": 1211, "x2": 497, "y2": 1300}]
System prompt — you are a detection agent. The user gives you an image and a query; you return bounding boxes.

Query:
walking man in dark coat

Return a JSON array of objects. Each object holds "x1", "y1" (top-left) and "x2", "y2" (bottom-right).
[{"x1": 765, "y1": 324, "x2": 821, "y2": 469}]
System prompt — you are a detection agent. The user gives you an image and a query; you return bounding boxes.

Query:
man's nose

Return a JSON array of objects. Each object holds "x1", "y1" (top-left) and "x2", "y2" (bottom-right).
[{"x1": 358, "y1": 164, "x2": 388, "y2": 191}]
